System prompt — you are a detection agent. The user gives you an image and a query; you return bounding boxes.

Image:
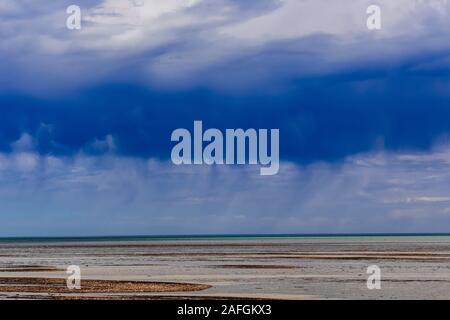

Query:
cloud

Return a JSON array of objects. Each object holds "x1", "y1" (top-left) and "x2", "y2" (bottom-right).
[
  {"x1": 1, "y1": 0, "x2": 450, "y2": 93},
  {"x1": 1, "y1": 133, "x2": 450, "y2": 235},
  {"x1": 410, "y1": 197, "x2": 450, "y2": 202}
]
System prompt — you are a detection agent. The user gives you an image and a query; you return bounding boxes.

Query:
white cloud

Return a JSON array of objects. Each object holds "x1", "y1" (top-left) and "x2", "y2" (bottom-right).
[
  {"x1": 0, "y1": 0, "x2": 19, "y2": 14},
  {"x1": 411, "y1": 196, "x2": 450, "y2": 202},
  {"x1": 222, "y1": 0, "x2": 450, "y2": 41},
  {"x1": 2, "y1": 137, "x2": 450, "y2": 235},
  {"x1": 11, "y1": 133, "x2": 34, "y2": 151},
  {"x1": 13, "y1": 152, "x2": 39, "y2": 172},
  {"x1": 1, "y1": 0, "x2": 450, "y2": 93}
]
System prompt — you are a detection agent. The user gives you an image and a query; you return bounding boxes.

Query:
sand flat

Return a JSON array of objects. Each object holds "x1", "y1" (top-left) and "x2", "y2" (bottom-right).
[{"x1": 1, "y1": 236, "x2": 450, "y2": 299}]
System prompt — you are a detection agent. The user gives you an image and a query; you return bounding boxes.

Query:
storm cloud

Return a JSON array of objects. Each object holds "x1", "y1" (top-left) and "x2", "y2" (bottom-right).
[{"x1": 1, "y1": 0, "x2": 450, "y2": 235}]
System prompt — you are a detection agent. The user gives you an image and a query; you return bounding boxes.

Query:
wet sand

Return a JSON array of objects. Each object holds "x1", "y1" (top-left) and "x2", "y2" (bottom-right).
[{"x1": 1, "y1": 236, "x2": 450, "y2": 299}]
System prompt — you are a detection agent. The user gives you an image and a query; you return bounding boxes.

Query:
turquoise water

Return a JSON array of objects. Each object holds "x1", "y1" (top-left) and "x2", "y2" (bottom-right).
[{"x1": 1, "y1": 233, "x2": 450, "y2": 243}]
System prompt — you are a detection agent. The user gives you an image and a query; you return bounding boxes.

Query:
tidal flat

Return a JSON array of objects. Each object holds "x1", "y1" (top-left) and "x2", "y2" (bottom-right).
[{"x1": 0, "y1": 235, "x2": 450, "y2": 299}]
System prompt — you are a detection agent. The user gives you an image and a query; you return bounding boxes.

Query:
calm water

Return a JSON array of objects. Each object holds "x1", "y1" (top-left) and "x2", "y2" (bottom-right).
[
  {"x1": 1, "y1": 233, "x2": 450, "y2": 243},
  {"x1": 1, "y1": 233, "x2": 450, "y2": 299}
]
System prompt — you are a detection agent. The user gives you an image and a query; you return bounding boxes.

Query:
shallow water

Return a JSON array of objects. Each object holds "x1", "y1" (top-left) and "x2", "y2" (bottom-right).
[{"x1": 1, "y1": 236, "x2": 450, "y2": 299}]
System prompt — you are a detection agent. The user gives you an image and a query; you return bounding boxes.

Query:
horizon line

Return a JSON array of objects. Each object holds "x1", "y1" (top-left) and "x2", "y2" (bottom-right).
[{"x1": 1, "y1": 232, "x2": 450, "y2": 242}]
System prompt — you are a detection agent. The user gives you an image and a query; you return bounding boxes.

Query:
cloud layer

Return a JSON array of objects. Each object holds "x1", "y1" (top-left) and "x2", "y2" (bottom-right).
[
  {"x1": 1, "y1": 0, "x2": 449, "y2": 165},
  {"x1": 1, "y1": 0, "x2": 450, "y2": 92},
  {"x1": 2, "y1": 136, "x2": 450, "y2": 236}
]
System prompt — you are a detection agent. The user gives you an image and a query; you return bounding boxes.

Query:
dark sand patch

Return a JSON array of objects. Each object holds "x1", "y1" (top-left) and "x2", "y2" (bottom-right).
[
  {"x1": 141, "y1": 251, "x2": 450, "y2": 257},
  {"x1": 0, "y1": 277, "x2": 211, "y2": 294},
  {"x1": 139, "y1": 252, "x2": 450, "y2": 261},
  {"x1": 215, "y1": 264, "x2": 301, "y2": 269},
  {"x1": 280, "y1": 254, "x2": 450, "y2": 261},
  {"x1": 48, "y1": 295, "x2": 267, "y2": 300},
  {"x1": 0, "y1": 265, "x2": 63, "y2": 272}
]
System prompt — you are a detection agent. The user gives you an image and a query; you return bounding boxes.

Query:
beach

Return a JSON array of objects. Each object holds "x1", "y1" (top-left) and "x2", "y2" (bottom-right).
[{"x1": 0, "y1": 235, "x2": 450, "y2": 300}]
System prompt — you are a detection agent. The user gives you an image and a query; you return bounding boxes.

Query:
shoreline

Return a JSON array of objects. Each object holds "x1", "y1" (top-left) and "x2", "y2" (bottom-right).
[{"x1": 2, "y1": 233, "x2": 450, "y2": 244}]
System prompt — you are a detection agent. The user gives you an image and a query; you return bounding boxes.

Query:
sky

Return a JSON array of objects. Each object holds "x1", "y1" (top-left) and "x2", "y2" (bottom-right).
[{"x1": 1, "y1": 0, "x2": 450, "y2": 236}]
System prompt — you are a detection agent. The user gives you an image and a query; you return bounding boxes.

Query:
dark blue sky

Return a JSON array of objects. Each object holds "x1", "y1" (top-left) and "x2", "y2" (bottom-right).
[{"x1": 2, "y1": 56, "x2": 450, "y2": 164}]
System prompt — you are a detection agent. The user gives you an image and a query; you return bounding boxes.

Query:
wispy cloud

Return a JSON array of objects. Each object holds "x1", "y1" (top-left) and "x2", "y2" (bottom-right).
[
  {"x1": 1, "y1": 0, "x2": 450, "y2": 93},
  {"x1": 2, "y1": 133, "x2": 450, "y2": 235}
]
